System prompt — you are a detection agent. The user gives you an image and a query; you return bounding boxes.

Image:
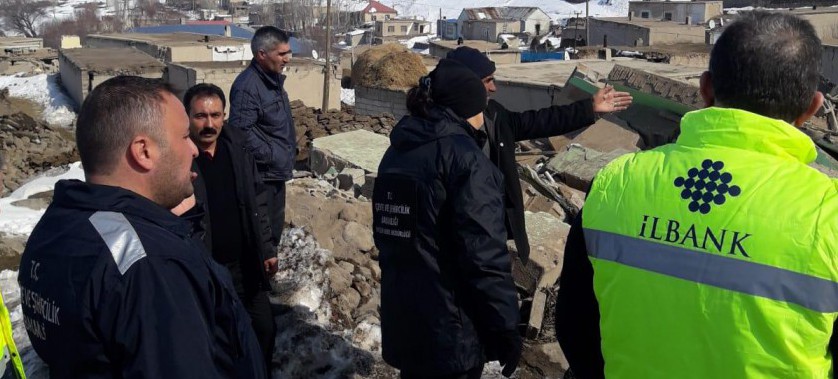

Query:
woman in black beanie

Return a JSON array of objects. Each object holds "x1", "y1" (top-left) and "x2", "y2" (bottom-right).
[{"x1": 372, "y1": 59, "x2": 522, "y2": 379}]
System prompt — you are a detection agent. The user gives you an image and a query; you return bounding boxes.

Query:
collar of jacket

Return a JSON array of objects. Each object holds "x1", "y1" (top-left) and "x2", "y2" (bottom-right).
[
  {"x1": 249, "y1": 59, "x2": 286, "y2": 89},
  {"x1": 433, "y1": 106, "x2": 486, "y2": 146},
  {"x1": 677, "y1": 107, "x2": 817, "y2": 164},
  {"x1": 52, "y1": 179, "x2": 193, "y2": 237}
]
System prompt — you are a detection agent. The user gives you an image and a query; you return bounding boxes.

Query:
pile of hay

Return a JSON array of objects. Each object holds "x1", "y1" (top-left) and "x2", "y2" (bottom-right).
[{"x1": 351, "y1": 44, "x2": 428, "y2": 90}]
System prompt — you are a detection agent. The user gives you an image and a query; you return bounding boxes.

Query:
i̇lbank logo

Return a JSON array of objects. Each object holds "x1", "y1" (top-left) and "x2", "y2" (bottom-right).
[{"x1": 673, "y1": 159, "x2": 741, "y2": 214}]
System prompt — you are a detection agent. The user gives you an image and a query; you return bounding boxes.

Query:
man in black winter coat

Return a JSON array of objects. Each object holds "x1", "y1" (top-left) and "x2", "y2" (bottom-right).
[
  {"x1": 18, "y1": 76, "x2": 267, "y2": 379},
  {"x1": 183, "y1": 83, "x2": 277, "y2": 372},
  {"x1": 446, "y1": 47, "x2": 633, "y2": 263}
]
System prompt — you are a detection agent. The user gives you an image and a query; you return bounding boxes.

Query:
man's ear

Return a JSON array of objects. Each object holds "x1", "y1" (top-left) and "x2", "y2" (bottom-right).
[
  {"x1": 700, "y1": 71, "x2": 714, "y2": 108},
  {"x1": 127, "y1": 135, "x2": 157, "y2": 172},
  {"x1": 793, "y1": 91, "x2": 824, "y2": 128}
]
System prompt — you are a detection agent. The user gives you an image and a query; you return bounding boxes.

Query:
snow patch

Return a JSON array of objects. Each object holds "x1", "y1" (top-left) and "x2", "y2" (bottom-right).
[
  {"x1": 0, "y1": 162, "x2": 84, "y2": 237},
  {"x1": 341, "y1": 88, "x2": 356, "y2": 106},
  {"x1": 0, "y1": 74, "x2": 77, "y2": 127}
]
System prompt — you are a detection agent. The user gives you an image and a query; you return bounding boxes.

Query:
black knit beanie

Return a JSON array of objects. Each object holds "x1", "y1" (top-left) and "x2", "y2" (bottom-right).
[
  {"x1": 428, "y1": 59, "x2": 487, "y2": 119},
  {"x1": 446, "y1": 46, "x2": 496, "y2": 79}
]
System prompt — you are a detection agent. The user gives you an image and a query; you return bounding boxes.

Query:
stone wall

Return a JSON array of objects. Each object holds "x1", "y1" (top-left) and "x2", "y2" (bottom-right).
[{"x1": 353, "y1": 85, "x2": 408, "y2": 120}]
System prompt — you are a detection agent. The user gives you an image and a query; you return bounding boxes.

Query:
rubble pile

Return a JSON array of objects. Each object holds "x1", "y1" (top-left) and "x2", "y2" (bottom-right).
[
  {"x1": 0, "y1": 111, "x2": 78, "y2": 194},
  {"x1": 273, "y1": 178, "x2": 397, "y2": 378},
  {"x1": 291, "y1": 101, "x2": 395, "y2": 163}
]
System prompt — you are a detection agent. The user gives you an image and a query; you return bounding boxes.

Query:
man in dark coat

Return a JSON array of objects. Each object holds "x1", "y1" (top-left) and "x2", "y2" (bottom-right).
[
  {"x1": 228, "y1": 26, "x2": 295, "y2": 248},
  {"x1": 17, "y1": 76, "x2": 266, "y2": 379},
  {"x1": 184, "y1": 83, "x2": 277, "y2": 372},
  {"x1": 447, "y1": 47, "x2": 633, "y2": 263}
]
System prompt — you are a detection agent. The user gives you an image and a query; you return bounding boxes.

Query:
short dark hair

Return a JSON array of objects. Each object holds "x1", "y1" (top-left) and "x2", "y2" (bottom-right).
[
  {"x1": 75, "y1": 76, "x2": 174, "y2": 176},
  {"x1": 251, "y1": 26, "x2": 290, "y2": 56},
  {"x1": 709, "y1": 11, "x2": 822, "y2": 122},
  {"x1": 183, "y1": 83, "x2": 226, "y2": 114}
]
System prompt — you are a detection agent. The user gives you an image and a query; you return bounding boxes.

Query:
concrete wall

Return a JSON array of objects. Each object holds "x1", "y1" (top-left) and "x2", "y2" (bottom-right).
[
  {"x1": 492, "y1": 80, "x2": 566, "y2": 112},
  {"x1": 523, "y1": 9, "x2": 552, "y2": 35},
  {"x1": 590, "y1": 19, "x2": 705, "y2": 46},
  {"x1": 628, "y1": 1, "x2": 722, "y2": 24},
  {"x1": 85, "y1": 36, "x2": 252, "y2": 63},
  {"x1": 58, "y1": 53, "x2": 85, "y2": 107},
  {"x1": 60, "y1": 36, "x2": 81, "y2": 49},
  {"x1": 428, "y1": 42, "x2": 521, "y2": 64},
  {"x1": 462, "y1": 20, "x2": 520, "y2": 42},
  {"x1": 375, "y1": 20, "x2": 431, "y2": 37},
  {"x1": 824, "y1": 44, "x2": 838, "y2": 85},
  {"x1": 166, "y1": 61, "x2": 341, "y2": 112},
  {"x1": 648, "y1": 25, "x2": 706, "y2": 45},
  {"x1": 590, "y1": 19, "x2": 651, "y2": 47},
  {"x1": 800, "y1": 13, "x2": 838, "y2": 40},
  {"x1": 354, "y1": 86, "x2": 408, "y2": 119}
]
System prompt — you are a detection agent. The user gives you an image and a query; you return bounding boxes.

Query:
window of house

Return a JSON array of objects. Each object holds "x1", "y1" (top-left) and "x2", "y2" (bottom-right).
[
  {"x1": 413, "y1": 24, "x2": 418, "y2": 31},
  {"x1": 663, "y1": 12, "x2": 673, "y2": 21},
  {"x1": 385, "y1": 14, "x2": 390, "y2": 20},
  {"x1": 388, "y1": 26, "x2": 395, "y2": 32},
  {"x1": 401, "y1": 25, "x2": 408, "y2": 32},
  {"x1": 372, "y1": 15, "x2": 377, "y2": 21}
]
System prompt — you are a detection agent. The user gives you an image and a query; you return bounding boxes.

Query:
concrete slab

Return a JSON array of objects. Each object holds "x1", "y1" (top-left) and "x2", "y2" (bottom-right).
[
  {"x1": 546, "y1": 145, "x2": 632, "y2": 192},
  {"x1": 510, "y1": 211, "x2": 570, "y2": 296},
  {"x1": 311, "y1": 130, "x2": 390, "y2": 174}
]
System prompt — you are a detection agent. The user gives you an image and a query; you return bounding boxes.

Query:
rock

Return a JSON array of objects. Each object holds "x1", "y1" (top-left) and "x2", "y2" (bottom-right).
[
  {"x1": 335, "y1": 288, "x2": 362, "y2": 318},
  {"x1": 337, "y1": 168, "x2": 366, "y2": 191},
  {"x1": 329, "y1": 265, "x2": 353, "y2": 295},
  {"x1": 338, "y1": 261, "x2": 355, "y2": 274},
  {"x1": 366, "y1": 260, "x2": 381, "y2": 282},
  {"x1": 10, "y1": 197, "x2": 50, "y2": 210},
  {"x1": 570, "y1": 115, "x2": 643, "y2": 152},
  {"x1": 359, "y1": 266, "x2": 372, "y2": 279},
  {"x1": 343, "y1": 221, "x2": 375, "y2": 252},
  {"x1": 354, "y1": 292, "x2": 380, "y2": 320},
  {"x1": 520, "y1": 342, "x2": 570, "y2": 378},
  {"x1": 525, "y1": 290, "x2": 548, "y2": 339},
  {"x1": 353, "y1": 277, "x2": 372, "y2": 298},
  {"x1": 311, "y1": 130, "x2": 390, "y2": 175}
]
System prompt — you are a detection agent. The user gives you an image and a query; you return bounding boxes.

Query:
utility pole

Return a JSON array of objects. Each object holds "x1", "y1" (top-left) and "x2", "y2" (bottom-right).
[
  {"x1": 573, "y1": 10, "x2": 581, "y2": 49},
  {"x1": 322, "y1": 0, "x2": 332, "y2": 111},
  {"x1": 585, "y1": 0, "x2": 590, "y2": 46}
]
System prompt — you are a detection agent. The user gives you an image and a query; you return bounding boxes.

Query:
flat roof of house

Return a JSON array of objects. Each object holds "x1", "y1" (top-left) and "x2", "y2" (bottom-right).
[
  {"x1": 173, "y1": 57, "x2": 323, "y2": 71},
  {"x1": 593, "y1": 17, "x2": 709, "y2": 28},
  {"x1": 0, "y1": 37, "x2": 42, "y2": 43},
  {"x1": 789, "y1": 6, "x2": 838, "y2": 15},
  {"x1": 430, "y1": 39, "x2": 520, "y2": 53},
  {"x1": 87, "y1": 32, "x2": 249, "y2": 47},
  {"x1": 493, "y1": 58, "x2": 704, "y2": 88},
  {"x1": 628, "y1": 1, "x2": 722, "y2": 4},
  {"x1": 60, "y1": 47, "x2": 165, "y2": 72}
]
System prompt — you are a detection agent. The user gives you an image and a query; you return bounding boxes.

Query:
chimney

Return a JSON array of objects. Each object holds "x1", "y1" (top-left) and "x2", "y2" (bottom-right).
[
  {"x1": 686, "y1": 16, "x2": 692, "y2": 24},
  {"x1": 224, "y1": 24, "x2": 232, "y2": 37},
  {"x1": 629, "y1": 11, "x2": 634, "y2": 20}
]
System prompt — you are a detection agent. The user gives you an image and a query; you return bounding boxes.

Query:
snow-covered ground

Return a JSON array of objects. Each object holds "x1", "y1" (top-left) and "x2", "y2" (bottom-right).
[
  {"x1": 0, "y1": 74, "x2": 77, "y2": 127},
  {"x1": 0, "y1": 163, "x2": 83, "y2": 236},
  {"x1": 341, "y1": 88, "x2": 356, "y2": 106}
]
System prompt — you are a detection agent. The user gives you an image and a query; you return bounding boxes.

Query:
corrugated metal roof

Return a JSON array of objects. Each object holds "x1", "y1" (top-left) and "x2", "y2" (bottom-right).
[{"x1": 461, "y1": 6, "x2": 543, "y2": 21}]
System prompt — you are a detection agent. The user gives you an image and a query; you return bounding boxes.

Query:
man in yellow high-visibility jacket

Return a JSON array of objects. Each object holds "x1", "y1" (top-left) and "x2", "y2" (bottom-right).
[
  {"x1": 0, "y1": 153, "x2": 25, "y2": 379},
  {"x1": 1, "y1": 291, "x2": 25, "y2": 379},
  {"x1": 556, "y1": 11, "x2": 838, "y2": 379}
]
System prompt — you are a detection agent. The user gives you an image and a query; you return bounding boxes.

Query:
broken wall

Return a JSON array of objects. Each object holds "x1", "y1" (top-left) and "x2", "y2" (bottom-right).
[{"x1": 354, "y1": 86, "x2": 408, "y2": 120}]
